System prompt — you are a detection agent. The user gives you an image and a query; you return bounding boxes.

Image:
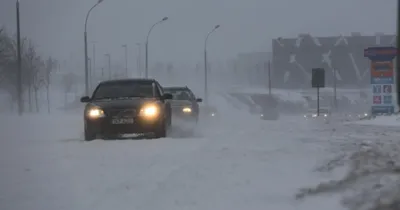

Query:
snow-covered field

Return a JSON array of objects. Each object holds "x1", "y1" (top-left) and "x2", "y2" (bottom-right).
[{"x1": 1, "y1": 97, "x2": 398, "y2": 210}]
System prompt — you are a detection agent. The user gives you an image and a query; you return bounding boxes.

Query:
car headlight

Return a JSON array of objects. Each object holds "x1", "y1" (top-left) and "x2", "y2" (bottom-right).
[
  {"x1": 364, "y1": 113, "x2": 368, "y2": 116},
  {"x1": 324, "y1": 114, "x2": 328, "y2": 117},
  {"x1": 211, "y1": 112, "x2": 215, "y2": 117},
  {"x1": 139, "y1": 104, "x2": 159, "y2": 118},
  {"x1": 87, "y1": 107, "x2": 105, "y2": 118},
  {"x1": 182, "y1": 107, "x2": 192, "y2": 113}
]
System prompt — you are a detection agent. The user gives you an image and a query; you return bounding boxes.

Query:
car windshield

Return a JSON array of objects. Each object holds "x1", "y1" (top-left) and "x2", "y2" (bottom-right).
[
  {"x1": 164, "y1": 88, "x2": 193, "y2": 100},
  {"x1": 319, "y1": 109, "x2": 329, "y2": 113},
  {"x1": 92, "y1": 81, "x2": 158, "y2": 100}
]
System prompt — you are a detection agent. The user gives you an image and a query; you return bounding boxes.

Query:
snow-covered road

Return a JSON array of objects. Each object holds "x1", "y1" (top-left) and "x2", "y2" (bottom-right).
[{"x1": 1, "y1": 113, "x2": 349, "y2": 210}]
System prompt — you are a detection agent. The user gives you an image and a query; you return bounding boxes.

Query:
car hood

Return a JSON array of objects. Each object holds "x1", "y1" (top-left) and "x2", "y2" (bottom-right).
[
  {"x1": 168, "y1": 100, "x2": 192, "y2": 107},
  {"x1": 90, "y1": 98, "x2": 156, "y2": 109}
]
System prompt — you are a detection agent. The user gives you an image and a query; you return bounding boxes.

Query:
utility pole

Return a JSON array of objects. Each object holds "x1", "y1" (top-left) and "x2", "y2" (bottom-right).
[
  {"x1": 396, "y1": 0, "x2": 400, "y2": 110},
  {"x1": 122, "y1": 44, "x2": 128, "y2": 77},
  {"x1": 16, "y1": 0, "x2": 23, "y2": 115},
  {"x1": 204, "y1": 24, "x2": 220, "y2": 104},
  {"x1": 92, "y1": 42, "x2": 96, "y2": 90},
  {"x1": 333, "y1": 67, "x2": 337, "y2": 109},
  {"x1": 88, "y1": 57, "x2": 92, "y2": 84},
  {"x1": 267, "y1": 61, "x2": 272, "y2": 95},
  {"x1": 145, "y1": 17, "x2": 168, "y2": 78},
  {"x1": 105, "y1": 54, "x2": 111, "y2": 79},
  {"x1": 84, "y1": 0, "x2": 103, "y2": 96},
  {"x1": 204, "y1": 49, "x2": 208, "y2": 104},
  {"x1": 136, "y1": 43, "x2": 141, "y2": 77}
]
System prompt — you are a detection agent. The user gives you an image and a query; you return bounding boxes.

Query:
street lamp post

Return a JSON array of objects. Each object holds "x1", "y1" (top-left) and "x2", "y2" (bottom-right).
[
  {"x1": 204, "y1": 25, "x2": 220, "y2": 104},
  {"x1": 88, "y1": 57, "x2": 92, "y2": 88},
  {"x1": 16, "y1": 0, "x2": 23, "y2": 115},
  {"x1": 333, "y1": 67, "x2": 337, "y2": 109},
  {"x1": 105, "y1": 53, "x2": 111, "y2": 79},
  {"x1": 145, "y1": 17, "x2": 168, "y2": 78},
  {"x1": 91, "y1": 41, "x2": 97, "y2": 90},
  {"x1": 396, "y1": 0, "x2": 400, "y2": 109},
  {"x1": 84, "y1": 0, "x2": 103, "y2": 96},
  {"x1": 122, "y1": 44, "x2": 128, "y2": 77},
  {"x1": 136, "y1": 43, "x2": 142, "y2": 77}
]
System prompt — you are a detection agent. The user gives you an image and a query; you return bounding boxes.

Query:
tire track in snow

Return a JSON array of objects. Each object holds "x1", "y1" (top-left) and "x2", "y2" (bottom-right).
[{"x1": 133, "y1": 116, "x2": 334, "y2": 210}]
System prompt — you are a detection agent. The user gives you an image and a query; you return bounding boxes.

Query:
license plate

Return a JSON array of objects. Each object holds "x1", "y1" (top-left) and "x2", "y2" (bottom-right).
[{"x1": 111, "y1": 118, "x2": 134, "y2": 124}]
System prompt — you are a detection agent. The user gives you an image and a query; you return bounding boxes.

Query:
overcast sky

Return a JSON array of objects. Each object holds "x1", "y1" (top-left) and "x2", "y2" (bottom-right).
[{"x1": 0, "y1": 0, "x2": 397, "y2": 66}]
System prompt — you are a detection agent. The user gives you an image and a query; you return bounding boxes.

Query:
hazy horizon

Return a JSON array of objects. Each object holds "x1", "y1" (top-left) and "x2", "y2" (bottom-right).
[{"x1": 0, "y1": 0, "x2": 397, "y2": 66}]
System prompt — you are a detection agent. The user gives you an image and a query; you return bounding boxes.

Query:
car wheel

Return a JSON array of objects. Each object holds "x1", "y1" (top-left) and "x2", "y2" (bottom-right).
[
  {"x1": 154, "y1": 120, "x2": 167, "y2": 138},
  {"x1": 84, "y1": 128, "x2": 96, "y2": 141}
]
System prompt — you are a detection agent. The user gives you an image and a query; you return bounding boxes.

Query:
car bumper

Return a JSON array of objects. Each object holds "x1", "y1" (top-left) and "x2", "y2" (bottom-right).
[
  {"x1": 304, "y1": 116, "x2": 328, "y2": 120},
  {"x1": 171, "y1": 111, "x2": 198, "y2": 121},
  {"x1": 85, "y1": 116, "x2": 163, "y2": 135}
]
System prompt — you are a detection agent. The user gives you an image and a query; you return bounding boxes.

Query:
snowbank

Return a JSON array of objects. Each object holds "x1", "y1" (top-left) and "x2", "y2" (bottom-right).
[
  {"x1": 351, "y1": 115, "x2": 400, "y2": 127},
  {"x1": 296, "y1": 124, "x2": 400, "y2": 210}
]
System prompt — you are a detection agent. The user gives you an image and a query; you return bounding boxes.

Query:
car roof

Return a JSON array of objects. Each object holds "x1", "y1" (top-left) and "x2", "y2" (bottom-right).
[
  {"x1": 164, "y1": 86, "x2": 190, "y2": 90},
  {"x1": 99, "y1": 78, "x2": 157, "y2": 85}
]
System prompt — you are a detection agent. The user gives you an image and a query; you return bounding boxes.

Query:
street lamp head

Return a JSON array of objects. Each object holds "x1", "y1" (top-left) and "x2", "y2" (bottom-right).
[
  {"x1": 98, "y1": 0, "x2": 104, "y2": 3},
  {"x1": 162, "y1": 17, "x2": 168, "y2": 21},
  {"x1": 215, "y1": 25, "x2": 220, "y2": 29}
]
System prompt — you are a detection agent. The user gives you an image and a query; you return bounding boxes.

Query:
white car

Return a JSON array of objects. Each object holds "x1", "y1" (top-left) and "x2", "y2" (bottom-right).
[
  {"x1": 304, "y1": 108, "x2": 330, "y2": 119},
  {"x1": 357, "y1": 112, "x2": 370, "y2": 120},
  {"x1": 343, "y1": 111, "x2": 370, "y2": 120}
]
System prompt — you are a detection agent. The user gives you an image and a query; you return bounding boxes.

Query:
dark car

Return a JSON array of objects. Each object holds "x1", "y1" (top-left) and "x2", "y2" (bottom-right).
[
  {"x1": 80, "y1": 78, "x2": 173, "y2": 141},
  {"x1": 163, "y1": 86, "x2": 202, "y2": 122}
]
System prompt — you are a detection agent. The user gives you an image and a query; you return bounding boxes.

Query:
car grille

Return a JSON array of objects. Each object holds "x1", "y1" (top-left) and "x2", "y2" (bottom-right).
[
  {"x1": 106, "y1": 109, "x2": 137, "y2": 117},
  {"x1": 171, "y1": 106, "x2": 184, "y2": 112}
]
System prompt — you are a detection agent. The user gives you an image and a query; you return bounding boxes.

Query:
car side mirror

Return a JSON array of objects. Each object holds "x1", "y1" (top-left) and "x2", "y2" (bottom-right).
[
  {"x1": 196, "y1": 98, "x2": 203, "y2": 102},
  {"x1": 80, "y1": 96, "x2": 91, "y2": 103},
  {"x1": 163, "y1": 93, "x2": 173, "y2": 100}
]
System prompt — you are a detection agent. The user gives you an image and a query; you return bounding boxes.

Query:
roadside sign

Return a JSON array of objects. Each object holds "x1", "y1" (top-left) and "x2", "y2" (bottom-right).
[{"x1": 365, "y1": 46, "x2": 397, "y2": 115}]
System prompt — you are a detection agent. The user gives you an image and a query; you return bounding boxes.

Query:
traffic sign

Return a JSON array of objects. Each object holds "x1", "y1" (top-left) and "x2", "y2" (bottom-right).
[
  {"x1": 383, "y1": 85, "x2": 392, "y2": 93},
  {"x1": 373, "y1": 85, "x2": 381, "y2": 93},
  {"x1": 373, "y1": 95, "x2": 382, "y2": 104},
  {"x1": 383, "y1": 95, "x2": 393, "y2": 104},
  {"x1": 311, "y1": 68, "x2": 325, "y2": 88}
]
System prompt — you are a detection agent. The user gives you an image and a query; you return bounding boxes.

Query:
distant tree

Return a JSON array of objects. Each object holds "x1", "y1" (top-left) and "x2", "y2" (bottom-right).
[
  {"x1": 0, "y1": 28, "x2": 17, "y2": 104},
  {"x1": 63, "y1": 72, "x2": 77, "y2": 105},
  {"x1": 44, "y1": 56, "x2": 56, "y2": 113},
  {"x1": 23, "y1": 40, "x2": 40, "y2": 112},
  {"x1": 0, "y1": 26, "x2": 53, "y2": 113}
]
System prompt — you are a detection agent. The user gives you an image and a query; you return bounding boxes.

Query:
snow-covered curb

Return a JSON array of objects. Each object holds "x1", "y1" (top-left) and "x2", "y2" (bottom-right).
[{"x1": 350, "y1": 115, "x2": 400, "y2": 127}]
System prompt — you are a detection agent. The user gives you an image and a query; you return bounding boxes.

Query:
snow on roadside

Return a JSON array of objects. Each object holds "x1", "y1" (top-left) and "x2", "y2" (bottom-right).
[
  {"x1": 296, "y1": 123, "x2": 400, "y2": 210},
  {"x1": 0, "y1": 111, "x2": 347, "y2": 210},
  {"x1": 351, "y1": 115, "x2": 400, "y2": 127}
]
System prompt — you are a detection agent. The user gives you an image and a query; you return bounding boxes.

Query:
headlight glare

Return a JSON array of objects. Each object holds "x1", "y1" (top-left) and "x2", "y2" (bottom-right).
[
  {"x1": 140, "y1": 105, "x2": 159, "y2": 117},
  {"x1": 87, "y1": 108, "x2": 105, "y2": 118},
  {"x1": 182, "y1": 107, "x2": 192, "y2": 113}
]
